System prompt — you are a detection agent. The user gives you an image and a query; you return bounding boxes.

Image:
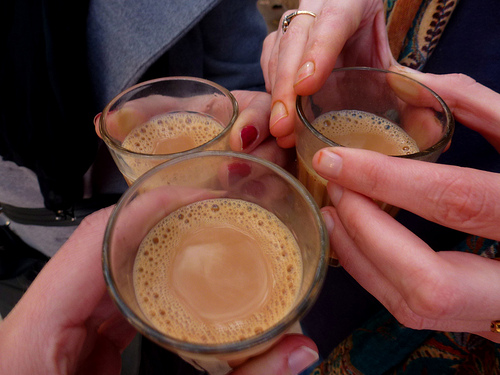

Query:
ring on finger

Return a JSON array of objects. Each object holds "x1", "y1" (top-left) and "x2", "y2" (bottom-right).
[
  {"x1": 491, "y1": 320, "x2": 500, "y2": 333},
  {"x1": 281, "y1": 10, "x2": 317, "y2": 33}
]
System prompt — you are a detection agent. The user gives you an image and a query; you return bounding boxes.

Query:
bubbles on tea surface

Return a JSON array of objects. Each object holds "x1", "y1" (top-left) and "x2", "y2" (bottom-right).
[
  {"x1": 122, "y1": 112, "x2": 223, "y2": 154},
  {"x1": 312, "y1": 110, "x2": 419, "y2": 155},
  {"x1": 133, "y1": 198, "x2": 302, "y2": 345}
]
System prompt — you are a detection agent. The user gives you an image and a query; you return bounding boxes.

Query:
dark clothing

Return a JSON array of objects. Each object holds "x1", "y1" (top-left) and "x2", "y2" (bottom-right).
[
  {"x1": 0, "y1": 0, "x2": 98, "y2": 212},
  {"x1": 397, "y1": 0, "x2": 500, "y2": 251}
]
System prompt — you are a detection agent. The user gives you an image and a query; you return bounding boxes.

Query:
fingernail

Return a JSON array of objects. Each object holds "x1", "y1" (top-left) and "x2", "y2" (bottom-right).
[
  {"x1": 288, "y1": 346, "x2": 319, "y2": 374},
  {"x1": 294, "y1": 61, "x2": 315, "y2": 85},
  {"x1": 392, "y1": 64, "x2": 423, "y2": 75},
  {"x1": 270, "y1": 101, "x2": 288, "y2": 130},
  {"x1": 327, "y1": 182, "x2": 344, "y2": 207},
  {"x1": 240, "y1": 125, "x2": 258, "y2": 150},
  {"x1": 313, "y1": 149, "x2": 343, "y2": 179},
  {"x1": 391, "y1": 76, "x2": 420, "y2": 98},
  {"x1": 321, "y1": 209, "x2": 334, "y2": 233},
  {"x1": 227, "y1": 162, "x2": 251, "y2": 185},
  {"x1": 93, "y1": 113, "x2": 101, "y2": 128}
]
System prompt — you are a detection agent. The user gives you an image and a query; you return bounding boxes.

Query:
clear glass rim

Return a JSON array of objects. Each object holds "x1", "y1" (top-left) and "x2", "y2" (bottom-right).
[
  {"x1": 102, "y1": 150, "x2": 329, "y2": 355},
  {"x1": 296, "y1": 66, "x2": 455, "y2": 159},
  {"x1": 99, "y1": 77, "x2": 239, "y2": 159}
]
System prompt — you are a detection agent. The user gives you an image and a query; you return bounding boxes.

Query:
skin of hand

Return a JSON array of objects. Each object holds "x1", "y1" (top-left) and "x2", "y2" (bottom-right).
[
  {"x1": 312, "y1": 69, "x2": 500, "y2": 343},
  {"x1": 0, "y1": 204, "x2": 318, "y2": 375},
  {"x1": 261, "y1": 0, "x2": 395, "y2": 148},
  {"x1": 0, "y1": 206, "x2": 137, "y2": 375}
]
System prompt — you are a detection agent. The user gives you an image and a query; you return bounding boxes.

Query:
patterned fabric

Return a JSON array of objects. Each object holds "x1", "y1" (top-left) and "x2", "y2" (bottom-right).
[
  {"x1": 309, "y1": 4, "x2": 500, "y2": 373},
  {"x1": 310, "y1": 237, "x2": 500, "y2": 375},
  {"x1": 385, "y1": 0, "x2": 459, "y2": 70}
]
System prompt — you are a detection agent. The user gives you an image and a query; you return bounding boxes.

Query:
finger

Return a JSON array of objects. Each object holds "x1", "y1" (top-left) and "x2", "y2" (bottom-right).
[
  {"x1": 112, "y1": 186, "x2": 225, "y2": 255},
  {"x1": 101, "y1": 95, "x2": 179, "y2": 141},
  {"x1": 276, "y1": 132, "x2": 296, "y2": 149},
  {"x1": 294, "y1": 0, "x2": 391, "y2": 95},
  {"x1": 247, "y1": 137, "x2": 293, "y2": 169},
  {"x1": 99, "y1": 93, "x2": 237, "y2": 144},
  {"x1": 230, "y1": 91, "x2": 271, "y2": 152},
  {"x1": 74, "y1": 336, "x2": 123, "y2": 375},
  {"x1": 329, "y1": 181, "x2": 500, "y2": 327},
  {"x1": 473, "y1": 330, "x2": 500, "y2": 344},
  {"x1": 391, "y1": 66, "x2": 500, "y2": 151},
  {"x1": 218, "y1": 140, "x2": 294, "y2": 203},
  {"x1": 313, "y1": 147, "x2": 500, "y2": 240},
  {"x1": 269, "y1": 6, "x2": 322, "y2": 141},
  {"x1": 261, "y1": 31, "x2": 278, "y2": 93},
  {"x1": 264, "y1": 30, "x2": 281, "y2": 93},
  {"x1": 94, "y1": 112, "x2": 103, "y2": 137},
  {"x1": 230, "y1": 334, "x2": 318, "y2": 375},
  {"x1": 96, "y1": 312, "x2": 138, "y2": 351},
  {"x1": 321, "y1": 206, "x2": 448, "y2": 330}
]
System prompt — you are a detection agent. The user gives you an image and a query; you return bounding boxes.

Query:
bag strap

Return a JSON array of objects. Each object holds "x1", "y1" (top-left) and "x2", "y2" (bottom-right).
[{"x1": 0, "y1": 194, "x2": 120, "y2": 227}]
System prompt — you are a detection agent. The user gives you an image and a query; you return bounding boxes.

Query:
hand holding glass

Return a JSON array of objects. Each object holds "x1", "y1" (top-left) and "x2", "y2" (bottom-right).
[
  {"x1": 103, "y1": 151, "x2": 328, "y2": 374},
  {"x1": 99, "y1": 77, "x2": 238, "y2": 185},
  {"x1": 296, "y1": 67, "x2": 454, "y2": 214}
]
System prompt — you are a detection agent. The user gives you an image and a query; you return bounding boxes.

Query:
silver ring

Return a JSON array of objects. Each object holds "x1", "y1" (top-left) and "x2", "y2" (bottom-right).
[{"x1": 281, "y1": 10, "x2": 317, "y2": 33}]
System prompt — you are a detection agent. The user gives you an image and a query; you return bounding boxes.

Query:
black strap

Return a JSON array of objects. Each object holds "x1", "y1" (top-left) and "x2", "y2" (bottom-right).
[{"x1": 0, "y1": 194, "x2": 121, "y2": 227}]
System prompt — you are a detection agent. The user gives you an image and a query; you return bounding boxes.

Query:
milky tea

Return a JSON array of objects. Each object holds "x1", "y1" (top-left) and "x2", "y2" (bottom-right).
[
  {"x1": 120, "y1": 111, "x2": 224, "y2": 184},
  {"x1": 297, "y1": 109, "x2": 419, "y2": 209},
  {"x1": 133, "y1": 198, "x2": 303, "y2": 345}
]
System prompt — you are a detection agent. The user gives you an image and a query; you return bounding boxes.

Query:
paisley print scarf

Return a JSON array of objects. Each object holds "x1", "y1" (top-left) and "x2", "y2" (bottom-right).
[{"x1": 309, "y1": 4, "x2": 500, "y2": 373}]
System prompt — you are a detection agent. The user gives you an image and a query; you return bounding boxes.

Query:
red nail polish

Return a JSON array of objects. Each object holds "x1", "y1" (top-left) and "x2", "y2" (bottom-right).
[
  {"x1": 227, "y1": 162, "x2": 251, "y2": 185},
  {"x1": 240, "y1": 125, "x2": 258, "y2": 150}
]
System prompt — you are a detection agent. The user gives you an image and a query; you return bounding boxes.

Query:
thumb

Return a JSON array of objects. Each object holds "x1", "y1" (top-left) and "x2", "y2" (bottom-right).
[
  {"x1": 230, "y1": 334, "x2": 319, "y2": 375},
  {"x1": 390, "y1": 65, "x2": 500, "y2": 151}
]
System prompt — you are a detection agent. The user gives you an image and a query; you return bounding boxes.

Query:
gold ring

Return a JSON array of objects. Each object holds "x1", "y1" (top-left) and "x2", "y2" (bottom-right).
[
  {"x1": 282, "y1": 10, "x2": 317, "y2": 33},
  {"x1": 328, "y1": 257, "x2": 341, "y2": 267},
  {"x1": 491, "y1": 320, "x2": 500, "y2": 333}
]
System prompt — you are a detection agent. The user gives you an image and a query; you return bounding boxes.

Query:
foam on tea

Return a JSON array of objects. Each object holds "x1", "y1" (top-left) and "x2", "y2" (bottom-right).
[
  {"x1": 312, "y1": 110, "x2": 419, "y2": 155},
  {"x1": 133, "y1": 198, "x2": 303, "y2": 344},
  {"x1": 297, "y1": 109, "x2": 420, "y2": 208},
  {"x1": 122, "y1": 111, "x2": 224, "y2": 155}
]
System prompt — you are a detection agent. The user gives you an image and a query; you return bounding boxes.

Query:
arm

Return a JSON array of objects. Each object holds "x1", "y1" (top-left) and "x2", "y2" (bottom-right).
[{"x1": 313, "y1": 71, "x2": 500, "y2": 343}]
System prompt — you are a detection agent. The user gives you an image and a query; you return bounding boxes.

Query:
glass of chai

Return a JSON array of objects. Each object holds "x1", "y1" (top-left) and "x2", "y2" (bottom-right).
[
  {"x1": 296, "y1": 67, "x2": 454, "y2": 214},
  {"x1": 103, "y1": 151, "x2": 329, "y2": 375},
  {"x1": 99, "y1": 77, "x2": 238, "y2": 185}
]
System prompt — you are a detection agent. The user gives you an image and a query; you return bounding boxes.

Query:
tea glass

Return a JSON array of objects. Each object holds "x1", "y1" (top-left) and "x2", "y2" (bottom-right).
[
  {"x1": 99, "y1": 77, "x2": 238, "y2": 185},
  {"x1": 296, "y1": 67, "x2": 454, "y2": 214},
  {"x1": 103, "y1": 151, "x2": 329, "y2": 374}
]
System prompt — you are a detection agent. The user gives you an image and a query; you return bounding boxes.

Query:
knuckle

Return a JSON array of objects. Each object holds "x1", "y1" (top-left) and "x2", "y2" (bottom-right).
[
  {"x1": 341, "y1": 203, "x2": 368, "y2": 245},
  {"x1": 428, "y1": 172, "x2": 490, "y2": 229},
  {"x1": 448, "y1": 73, "x2": 478, "y2": 89},
  {"x1": 401, "y1": 270, "x2": 460, "y2": 324},
  {"x1": 390, "y1": 302, "x2": 428, "y2": 331},
  {"x1": 317, "y1": 5, "x2": 345, "y2": 26},
  {"x1": 357, "y1": 159, "x2": 389, "y2": 197},
  {"x1": 279, "y1": 23, "x2": 307, "y2": 45}
]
